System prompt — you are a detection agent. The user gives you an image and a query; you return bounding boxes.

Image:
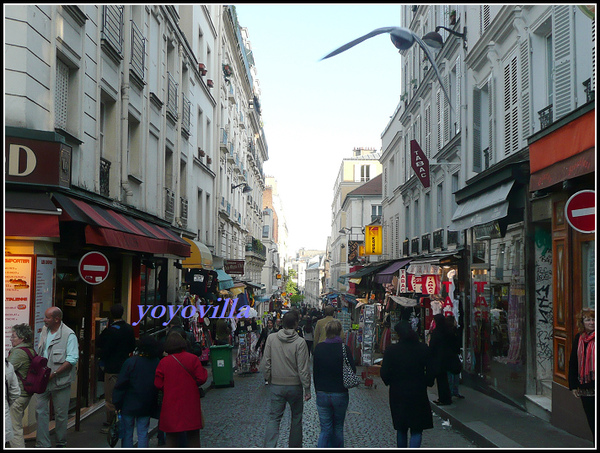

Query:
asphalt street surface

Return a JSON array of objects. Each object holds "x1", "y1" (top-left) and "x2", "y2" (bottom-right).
[{"x1": 149, "y1": 363, "x2": 478, "y2": 449}]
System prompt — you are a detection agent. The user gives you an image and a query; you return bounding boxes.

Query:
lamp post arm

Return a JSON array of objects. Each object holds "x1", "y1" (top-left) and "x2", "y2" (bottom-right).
[{"x1": 435, "y1": 25, "x2": 467, "y2": 40}]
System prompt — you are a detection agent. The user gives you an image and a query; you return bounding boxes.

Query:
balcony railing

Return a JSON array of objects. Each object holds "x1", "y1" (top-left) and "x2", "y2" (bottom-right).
[
  {"x1": 167, "y1": 72, "x2": 178, "y2": 120},
  {"x1": 583, "y1": 78, "x2": 595, "y2": 103},
  {"x1": 538, "y1": 104, "x2": 553, "y2": 130},
  {"x1": 421, "y1": 233, "x2": 431, "y2": 253},
  {"x1": 433, "y1": 229, "x2": 444, "y2": 249},
  {"x1": 165, "y1": 188, "x2": 175, "y2": 223},
  {"x1": 245, "y1": 236, "x2": 267, "y2": 258},
  {"x1": 100, "y1": 158, "x2": 111, "y2": 197},
  {"x1": 220, "y1": 128, "x2": 229, "y2": 152},
  {"x1": 179, "y1": 197, "x2": 188, "y2": 229},
  {"x1": 403, "y1": 239, "x2": 410, "y2": 257},
  {"x1": 411, "y1": 237, "x2": 419, "y2": 255},
  {"x1": 130, "y1": 20, "x2": 145, "y2": 81},
  {"x1": 447, "y1": 230, "x2": 459, "y2": 246}
]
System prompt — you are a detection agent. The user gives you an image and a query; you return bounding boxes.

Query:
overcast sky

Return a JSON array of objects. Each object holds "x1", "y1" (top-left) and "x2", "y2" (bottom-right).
[{"x1": 235, "y1": 4, "x2": 403, "y2": 254}]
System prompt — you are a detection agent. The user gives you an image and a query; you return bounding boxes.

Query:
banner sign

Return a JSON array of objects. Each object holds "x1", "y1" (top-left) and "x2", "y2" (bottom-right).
[
  {"x1": 365, "y1": 225, "x2": 383, "y2": 255},
  {"x1": 410, "y1": 140, "x2": 430, "y2": 188},
  {"x1": 225, "y1": 260, "x2": 245, "y2": 275}
]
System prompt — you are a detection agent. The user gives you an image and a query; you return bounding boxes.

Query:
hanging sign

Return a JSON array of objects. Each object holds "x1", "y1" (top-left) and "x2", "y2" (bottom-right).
[
  {"x1": 422, "y1": 274, "x2": 441, "y2": 295},
  {"x1": 365, "y1": 225, "x2": 383, "y2": 255},
  {"x1": 407, "y1": 274, "x2": 422, "y2": 293},
  {"x1": 398, "y1": 269, "x2": 407, "y2": 293},
  {"x1": 410, "y1": 140, "x2": 430, "y2": 188}
]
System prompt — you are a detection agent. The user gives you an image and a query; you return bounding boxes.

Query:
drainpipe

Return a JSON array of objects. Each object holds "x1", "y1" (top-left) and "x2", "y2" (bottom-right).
[{"x1": 120, "y1": 7, "x2": 133, "y2": 202}]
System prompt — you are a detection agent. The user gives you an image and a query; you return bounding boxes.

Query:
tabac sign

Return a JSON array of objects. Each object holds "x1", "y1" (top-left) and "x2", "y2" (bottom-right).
[
  {"x1": 365, "y1": 225, "x2": 383, "y2": 255},
  {"x1": 410, "y1": 140, "x2": 430, "y2": 188},
  {"x1": 6, "y1": 136, "x2": 72, "y2": 187}
]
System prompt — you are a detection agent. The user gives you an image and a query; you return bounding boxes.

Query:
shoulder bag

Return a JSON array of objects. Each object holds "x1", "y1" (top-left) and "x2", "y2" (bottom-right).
[{"x1": 341, "y1": 344, "x2": 360, "y2": 389}]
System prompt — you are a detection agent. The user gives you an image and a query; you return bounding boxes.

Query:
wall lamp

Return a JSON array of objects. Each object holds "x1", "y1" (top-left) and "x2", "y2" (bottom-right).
[
  {"x1": 231, "y1": 182, "x2": 252, "y2": 193},
  {"x1": 339, "y1": 227, "x2": 351, "y2": 234},
  {"x1": 422, "y1": 25, "x2": 467, "y2": 50}
]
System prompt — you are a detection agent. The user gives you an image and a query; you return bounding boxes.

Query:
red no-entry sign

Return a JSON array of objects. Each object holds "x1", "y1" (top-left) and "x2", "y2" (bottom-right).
[
  {"x1": 79, "y1": 251, "x2": 110, "y2": 285},
  {"x1": 565, "y1": 190, "x2": 595, "y2": 234}
]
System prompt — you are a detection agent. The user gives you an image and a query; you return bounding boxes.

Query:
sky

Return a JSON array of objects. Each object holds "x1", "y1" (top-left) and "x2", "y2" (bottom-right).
[{"x1": 234, "y1": 4, "x2": 404, "y2": 254}]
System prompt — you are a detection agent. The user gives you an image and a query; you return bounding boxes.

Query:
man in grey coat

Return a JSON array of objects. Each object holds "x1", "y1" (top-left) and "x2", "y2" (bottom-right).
[{"x1": 261, "y1": 311, "x2": 311, "y2": 448}]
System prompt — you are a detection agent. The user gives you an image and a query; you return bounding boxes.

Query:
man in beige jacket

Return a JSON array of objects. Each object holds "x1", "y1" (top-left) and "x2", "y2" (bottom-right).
[
  {"x1": 313, "y1": 305, "x2": 345, "y2": 350},
  {"x1": 262, "y1": 311, "x2": 311, "y2": 448}
]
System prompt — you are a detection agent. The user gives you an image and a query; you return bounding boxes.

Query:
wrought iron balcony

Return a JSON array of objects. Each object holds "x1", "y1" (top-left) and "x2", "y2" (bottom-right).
[
  {"x1": 583, "y1": 78, "x2": 595, "y2": 103},
  {"x1": 538, "y1": 104, "x2": 553, "y2": 130},
  {"x1": 447, "y1": 230, "x2": 459, "y2": 246},
  {"x1": 101, "y1": 5, "x2": 123, "y2": 56},
  {"x1": 411, "y1": 237, "x2": 420, "y2": 255},
  {"x1": 100, "y1": 158, "x2": 111, "y2": 197},
  {"x1": 220, "y1": 128, "x2": 229, "y2": 152},
  {"x1": 421, "y1": 233, "x2": 431, "y2": 253},
  {"x1": 433, "y1": 229, "x2": 444, "y2": 249},
  {"x1": 402, "y1": 239, "x2": 409, "y2": 256}
]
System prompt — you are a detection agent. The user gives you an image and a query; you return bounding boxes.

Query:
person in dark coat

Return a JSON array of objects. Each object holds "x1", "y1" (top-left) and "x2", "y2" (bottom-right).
[
  {"x1": 381, "y1": 321, "x2": 435, "y2": 448},
  {"x1": 113, "y1": 336, "x2": 163, "y2": 448},
  {"x1": 428, "y1": 313, "x2": 453, "y2": 405}
]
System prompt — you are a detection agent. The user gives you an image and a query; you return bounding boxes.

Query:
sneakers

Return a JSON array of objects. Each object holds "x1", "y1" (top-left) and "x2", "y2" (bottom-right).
[
  {"x1": 100, "y1": 427, "x2": 109, "y2": 434},
  {"x1": 265, "y1": 380, "x2": 269, "y2": 385}
]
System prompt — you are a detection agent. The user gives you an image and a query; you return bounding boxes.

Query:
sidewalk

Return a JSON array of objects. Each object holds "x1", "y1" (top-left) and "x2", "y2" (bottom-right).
[{"x1": 426, "y1": 384, "x2": 595, "y2": 448}]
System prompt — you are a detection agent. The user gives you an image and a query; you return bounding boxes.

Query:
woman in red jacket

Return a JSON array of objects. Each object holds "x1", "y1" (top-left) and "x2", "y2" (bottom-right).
[{"x1": 155, "y1": 331, "x2": 208, "y2": 447}]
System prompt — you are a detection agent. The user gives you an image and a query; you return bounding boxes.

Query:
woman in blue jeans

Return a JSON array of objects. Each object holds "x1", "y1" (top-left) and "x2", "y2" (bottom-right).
[
  {"x1": 113, "y1": 336, "x2": 162, "y2": 448},
  {"x1": 313, "y1": 319, "x2": 355, "y2": 447}
]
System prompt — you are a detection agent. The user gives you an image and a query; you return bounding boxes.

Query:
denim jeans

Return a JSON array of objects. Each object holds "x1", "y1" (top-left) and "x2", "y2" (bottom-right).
[
  {"x1": 263, "y1": 384, "x2": 304, "y2": 448},
  {"x1": 121, "y1": 414, "x2": 150, "y2": 448},
  {"x1": 397, "y1": 428, "x2": 423, "y2": 448},
  {"x1": 316, "y1": 391, "x2": 349, "y2": 447},
  {"x1": 447, "y1": 371, "x2": 460, "y2": 396}
]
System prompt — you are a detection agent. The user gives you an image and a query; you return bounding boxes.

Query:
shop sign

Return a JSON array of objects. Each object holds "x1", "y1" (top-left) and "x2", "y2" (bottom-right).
[
  {"x1": 34, "y1": 257, "x2": 56, "y2": 348},
  {"x1": 565, "y1": 190, "x2": 595, "y2": 234},
  {"x1": 410, "y1": 140, "x2": 430, "y2": 188},
  {"x1": 225, "y1": 259, "x2": 245, "y2": 275},
  {"x1": 407, "y1": 274, "x2": 422, "y2": 293},
  {"x1": 5, "y1": 136, "x2": 72, "y2": 187},
  {"x1": 422, "y1": 275, "x2": 441, "y2": 295},
  {"x1": 78, "y1": 251, "x2": 110, "y2": 285},
  {"x1": 365, "y1": 225, "x2": 383, "y2": 255},
  {"x1": 398, "y1": 269, "x2": 407, "y2": 293},
  {"x1": 5, "y1": 255, "x2": 34, "y2": 355},
  {"x1": 473, "y1": 281, "x2": 489, "y2": 321}
]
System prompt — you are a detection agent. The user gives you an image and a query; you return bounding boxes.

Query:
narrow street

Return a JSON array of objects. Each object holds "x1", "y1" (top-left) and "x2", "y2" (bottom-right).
[{"x1": 149, "y1": 361, "x2": 477, "y2": 449}]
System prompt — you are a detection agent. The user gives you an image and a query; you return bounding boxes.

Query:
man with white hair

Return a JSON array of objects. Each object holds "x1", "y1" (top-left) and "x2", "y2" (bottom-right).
[{"x1": 35, "y1": 307, "x2": 79, "y2": 448}]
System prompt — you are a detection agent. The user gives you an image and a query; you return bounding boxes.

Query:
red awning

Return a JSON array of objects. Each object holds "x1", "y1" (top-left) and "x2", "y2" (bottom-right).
[
  {"x1": 52, "y1": 193, "x2": 190, "y2": 257},
  {"x1": 5, "y1": 191, "x2": 61, "y2": 239}
]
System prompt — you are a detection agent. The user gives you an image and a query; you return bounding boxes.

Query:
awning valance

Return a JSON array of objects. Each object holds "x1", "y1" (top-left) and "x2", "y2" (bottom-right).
[
  {"x1": 52, "y1": 193, "x2": 190, "y2": 257},
  {"x1": 339, "y1": 262, "x2": 390, "y2": 281},
  {"x1": 5, "y1": 191, "x2": 62, "y2": 239},
  {"x1": 374, "y1": 259, "x2": 412, "y2": 284},
  {"x1": 214, "y1": 269, "x2": 234, "y2": 290},
  {"x1": 450, "y1": 180, "x2": 514, "y2": 231},
  {"x1": 182, "y1": 238, "x2": 213, "y2": 269}
]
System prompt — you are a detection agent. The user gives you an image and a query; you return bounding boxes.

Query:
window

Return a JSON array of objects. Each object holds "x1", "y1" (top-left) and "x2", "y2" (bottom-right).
[
  {"x1": 424, "y1": 192, "x2": 431, "y2": 233},
  {"x1": 360, "y1": 165, "x2": 370, "y2": 182},
  {"x1": 414, "y1": 199, "x2": 420, "y2": 236},
  {"x1": 436, "y1": 182, "x2": 444, "y2": 229},
  {"x1": 371, "y1": 205, "x2": 382, "y2": 222},
  {"x1": 546, "y1": 34, "x2": 553, "y2": 106},
  {"x1": 405, "y1": 205, "x2": 410, "y2": 240}
]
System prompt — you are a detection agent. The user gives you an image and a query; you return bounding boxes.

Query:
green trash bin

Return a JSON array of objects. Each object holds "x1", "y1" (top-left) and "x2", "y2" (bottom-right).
[{"x1": 209, "y1": 345, "x2": 234, "y2": 388}]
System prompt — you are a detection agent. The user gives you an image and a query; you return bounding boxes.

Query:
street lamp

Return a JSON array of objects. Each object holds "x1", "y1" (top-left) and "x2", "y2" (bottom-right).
[
  {"x1": 231, "y1": 182, "x2": 252, "y2": 193},
  {"x1": 422, "y1": 26, "x2": 467, "y2": 50},
  {"x1": 321, "y1": 26, "x2": 452, "y2": 110}
]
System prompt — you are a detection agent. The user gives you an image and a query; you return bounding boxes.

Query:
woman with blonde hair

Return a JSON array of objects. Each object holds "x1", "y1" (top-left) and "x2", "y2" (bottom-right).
[{"x1": 568, "y1": 308, "x2": 595, "y2": 436}]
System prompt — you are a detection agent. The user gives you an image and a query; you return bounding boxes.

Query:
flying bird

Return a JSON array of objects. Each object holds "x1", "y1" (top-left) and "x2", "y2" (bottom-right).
[{"x1": 321, "y1": 26, "x2": 453, "y2": 111}]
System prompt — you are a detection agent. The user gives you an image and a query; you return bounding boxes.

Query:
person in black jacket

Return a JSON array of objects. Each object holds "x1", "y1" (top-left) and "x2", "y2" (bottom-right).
[
  {"x1": 381, "y1": 321, "x2": 435, "y2": 448},
  {"x1": 97, "y1": 304, "x2": 136, "y2": 430},
  {"x1": 313, "y1": 319, "x2": 355, "y2": 448},
  {"x1": 113, "y1": 335, "x2": 162, "y2": 448},
  {"x1": 568, "y1": 308, "x2": 595, "y2": 437},
  {"x1": 428, "y1": 313, "x2": 452, "y2": 405}
]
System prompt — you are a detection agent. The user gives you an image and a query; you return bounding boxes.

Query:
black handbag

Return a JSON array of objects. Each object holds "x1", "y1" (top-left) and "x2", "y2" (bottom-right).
[{"x1": 106, "y1": 411, "x2": 121, "y2": 448}]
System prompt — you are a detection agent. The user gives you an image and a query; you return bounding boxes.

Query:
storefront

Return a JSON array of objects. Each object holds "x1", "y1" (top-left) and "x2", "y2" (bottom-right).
[
  {"x1": 451, "y1": 151, "x2": 532, "y2": 409},
  {"x1": 6, "y1": 128, "x2": 191, "y2": 434},
  {"x1": 528, "y1": 101, "x2": 595, "y2": 441}
]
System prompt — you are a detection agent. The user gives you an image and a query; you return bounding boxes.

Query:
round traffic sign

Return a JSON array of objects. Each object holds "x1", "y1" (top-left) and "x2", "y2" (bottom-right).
[
  {"x1": 78, "y1": 251, "x2": 110, "y2": 285},
  {"x1": 565, "y1": 190, "x2": 595, "y2": 234}
]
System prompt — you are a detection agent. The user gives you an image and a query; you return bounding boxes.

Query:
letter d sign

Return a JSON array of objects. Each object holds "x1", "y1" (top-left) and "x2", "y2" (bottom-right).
[{"x1": 8, "y1": 144, "x2": 37, "y2": 177}]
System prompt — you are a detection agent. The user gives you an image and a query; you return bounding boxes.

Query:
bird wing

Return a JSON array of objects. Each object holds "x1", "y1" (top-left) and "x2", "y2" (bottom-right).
[
  {"x1": 320, "y1": 27, "x2": 399, "y2": 60},
  {"x1": 413, "y1": 32, "x2": 454, "y2": 112}
]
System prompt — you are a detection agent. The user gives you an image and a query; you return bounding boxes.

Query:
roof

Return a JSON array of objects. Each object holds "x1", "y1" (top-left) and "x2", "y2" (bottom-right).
[{"x1": 347, "y1": 174, "x2": 382, "y2": 197}]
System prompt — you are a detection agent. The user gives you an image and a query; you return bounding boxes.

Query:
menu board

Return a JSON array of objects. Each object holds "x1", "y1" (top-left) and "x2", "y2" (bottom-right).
[
  {"x1": 34, "y1": 256, "x2": 57, "y2": 348},
  {"x1": 5, "y1": 256, "x2": 33, "y2": 356}
]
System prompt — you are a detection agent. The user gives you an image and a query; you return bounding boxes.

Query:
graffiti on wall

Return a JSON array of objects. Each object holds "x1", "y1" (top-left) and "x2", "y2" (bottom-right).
[{"x1": 534, "y1": 227, "x2": 553, "y2": 379}]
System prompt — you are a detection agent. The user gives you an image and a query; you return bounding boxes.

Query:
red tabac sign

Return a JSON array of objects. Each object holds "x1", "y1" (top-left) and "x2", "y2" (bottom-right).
[{"x1": 410, "y1": 140, "x2": 430, "y2": 188}]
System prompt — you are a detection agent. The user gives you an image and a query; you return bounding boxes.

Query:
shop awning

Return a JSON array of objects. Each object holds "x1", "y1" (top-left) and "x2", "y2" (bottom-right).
[
  {"x1": 339, "y1": 262, "x2": 390, "y2": 282},
  {"x1": 5, "y1": 191, "x2": 62, "y2": 239},
  {"x1": 407, "y1": 250, "x2": 463, "y2": 275},
  {"x1": 181, "y1": 238, "x2": 213, "y2": 269},
  {"x1": 374, "y1": 258, "x2": 412, "y2": 284},
  {"x1": 52, "y1": 192, "x2": 190, "y2": 257},
  {"x1": 450, "y1": 180, "x2": 514, "y2": 231},
  {"x1": 214, "y1": 269, "x2": 234, "y2": 290}
]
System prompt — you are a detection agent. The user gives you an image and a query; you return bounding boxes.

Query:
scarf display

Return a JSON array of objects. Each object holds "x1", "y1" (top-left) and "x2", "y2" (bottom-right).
[{"x1": 578, "y1": 331, "x2": 595, "y2": 384}]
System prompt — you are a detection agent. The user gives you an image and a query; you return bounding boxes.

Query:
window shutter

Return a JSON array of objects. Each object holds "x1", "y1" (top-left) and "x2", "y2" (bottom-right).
[
  {"x1": 520, "y1": 37, "x2": 531, "y2": 140},
  {"x1": 503, "y1": 55, "x2": 519, "y2": 156},
  {"x1": 553, "y1": 5, "x2": 575, "y2": 120},
  {"x1": 443, "y1": 74, "x2": 450, "y2": 143},
  {"x1": 481, "y1": 5, "x2": 491, "y2": 35},
  {"x1": 488, "y1": 78, "x2": 494, "y2": 165},
  {"x1": 473, "y1": 88, "x2": 482, "y2": 172},
  {"x1": 592, "y1": 19, "x2": 596, "y2": 91},
  {"x1": 436, "y1": 89, "x2": 442, "y2": 151},
  {"x1": 55, "y1": 60, "x2": 69, "y2": 129},
  {"x1": 395, "y1": 215, "x2": 400, "y2": 258},
  {"x1": 455, "y1": 56, "x2": 461, "y2": 133},
  {"x1": 425, "y1": 105, "x2": 431, "y2": 157}
]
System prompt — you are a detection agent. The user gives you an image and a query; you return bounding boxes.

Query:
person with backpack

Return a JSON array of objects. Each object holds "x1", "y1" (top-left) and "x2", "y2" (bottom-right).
[
  {"x1": 7, "y1": 324, "x2": 36, "y2": 448},
  {"x1": 35, "y1": 307, "x2": 79, "y2": 448},
  {"x1": 5, "y1": 359, "x2": 21, "y2": 446}
]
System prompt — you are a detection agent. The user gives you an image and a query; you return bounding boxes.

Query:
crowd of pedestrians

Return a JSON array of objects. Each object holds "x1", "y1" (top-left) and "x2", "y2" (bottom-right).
[{"x1": 4, "y1": 302, "x2": 478, "y2": 449}]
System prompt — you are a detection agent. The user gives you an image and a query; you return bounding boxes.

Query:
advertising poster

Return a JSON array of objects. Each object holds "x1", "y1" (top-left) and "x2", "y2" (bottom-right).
[{"x1": 5, "y1": 256, "x2": 33, "y2": 355}]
